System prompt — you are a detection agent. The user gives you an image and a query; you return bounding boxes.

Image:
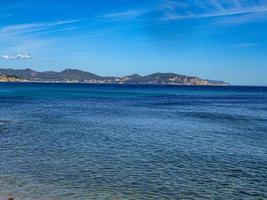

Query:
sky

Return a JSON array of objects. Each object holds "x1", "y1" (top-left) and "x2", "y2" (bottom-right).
[{"x1": 0, "y1": 0, "x2": 267, "y2": 85}]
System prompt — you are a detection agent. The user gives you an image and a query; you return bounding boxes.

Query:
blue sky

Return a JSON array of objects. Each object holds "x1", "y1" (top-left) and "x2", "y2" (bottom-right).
[{"x1": 0, "y1": 0, "x2": 267, "y2": 85}]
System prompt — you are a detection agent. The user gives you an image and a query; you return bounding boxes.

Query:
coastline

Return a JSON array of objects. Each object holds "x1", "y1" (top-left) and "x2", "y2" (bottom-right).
[
  {"x1": 0, "y1": 68, "x2": 229, "y2": 86},
  {"x1": 0, "y1": 80, "x2": 230, "y2": 86}
]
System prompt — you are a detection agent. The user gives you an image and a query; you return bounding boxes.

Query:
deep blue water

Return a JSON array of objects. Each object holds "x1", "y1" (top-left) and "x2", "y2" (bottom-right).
[{"x1": 0, "y1": 83, "x2": 267, "y2": 200}]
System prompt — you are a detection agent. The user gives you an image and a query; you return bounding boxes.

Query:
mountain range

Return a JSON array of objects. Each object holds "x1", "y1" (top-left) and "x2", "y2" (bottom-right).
[{"x1": 0, "y1": 68, "x2": 229, "y2": 86}]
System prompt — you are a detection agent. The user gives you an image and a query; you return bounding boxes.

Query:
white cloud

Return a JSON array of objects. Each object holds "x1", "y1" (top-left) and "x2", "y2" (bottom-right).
[{"x1": 1, "y1": 53, "x2": 32, "y2": 60}]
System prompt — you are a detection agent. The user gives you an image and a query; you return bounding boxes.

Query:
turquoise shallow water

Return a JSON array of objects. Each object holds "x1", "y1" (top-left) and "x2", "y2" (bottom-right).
[{"x1": 0, "y1": 83, "x2": 267, "y2": 200}]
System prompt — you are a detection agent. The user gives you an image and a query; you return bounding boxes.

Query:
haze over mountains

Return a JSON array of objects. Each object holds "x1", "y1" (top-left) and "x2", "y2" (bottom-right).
[{"x1": 0, "y1": 68, "x2": 229, "y2": 86}]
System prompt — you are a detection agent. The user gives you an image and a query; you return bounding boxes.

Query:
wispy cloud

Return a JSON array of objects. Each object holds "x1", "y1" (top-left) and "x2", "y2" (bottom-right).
[
  {"x1": 0, "y1": 18, "x2": 86, "y2": 65},
  {"x1": 102, "y1": 10, "x2": 146, "y2": 19},
  {"x1": 101, "y1": 0, "x2": 267, "y2": 24},
  {"x1": 159, "y1": 0, "x2": 267, "y2": 21},
  {"x1": 212, "y1": 12, "x2": 267, "y2": 26},
  {"x1": 0, "y1": 19, "x2": 84, "y2": 34},
  {"x1": 1, "y1": 53, "x2": 32, "y2": 60},
  {"x1": 231, "y1": 43, "x2": 259, "y2": 48}
]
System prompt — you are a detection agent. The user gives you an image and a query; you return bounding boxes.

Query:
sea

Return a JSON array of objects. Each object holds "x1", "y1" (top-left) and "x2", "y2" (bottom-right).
[{"x1": 0, "y1": 83, "x2": 266, "y2": 200}]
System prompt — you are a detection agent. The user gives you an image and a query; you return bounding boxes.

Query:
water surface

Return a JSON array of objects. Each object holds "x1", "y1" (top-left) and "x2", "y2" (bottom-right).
[{"x1": 0, "y1": 83, "x2": 267, "y2": 200}]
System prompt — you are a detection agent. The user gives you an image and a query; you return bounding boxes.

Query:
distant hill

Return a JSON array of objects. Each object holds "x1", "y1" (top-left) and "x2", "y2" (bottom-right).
[{"x1": 0, "y1": 68, "x2": 229, "y2": 86}]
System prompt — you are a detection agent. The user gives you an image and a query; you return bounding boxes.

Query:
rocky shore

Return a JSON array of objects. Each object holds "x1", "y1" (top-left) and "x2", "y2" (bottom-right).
[{"x1": 0, "y1": 74, "x2": 25, "y2": 82}]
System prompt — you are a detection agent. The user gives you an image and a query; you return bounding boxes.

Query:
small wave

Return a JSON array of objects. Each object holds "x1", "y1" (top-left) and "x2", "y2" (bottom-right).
[
  {"x1": 178, "y1": 112, "x2": 266, "y2": 123},
  {"x1": 0, "y1": 120, "x2": 11, "y2": 126}
]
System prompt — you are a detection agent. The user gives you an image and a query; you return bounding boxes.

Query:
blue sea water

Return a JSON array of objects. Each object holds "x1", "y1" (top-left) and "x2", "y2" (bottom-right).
[{"x1": 0, "y1": 83, "x2": 266, "y2": 200}]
